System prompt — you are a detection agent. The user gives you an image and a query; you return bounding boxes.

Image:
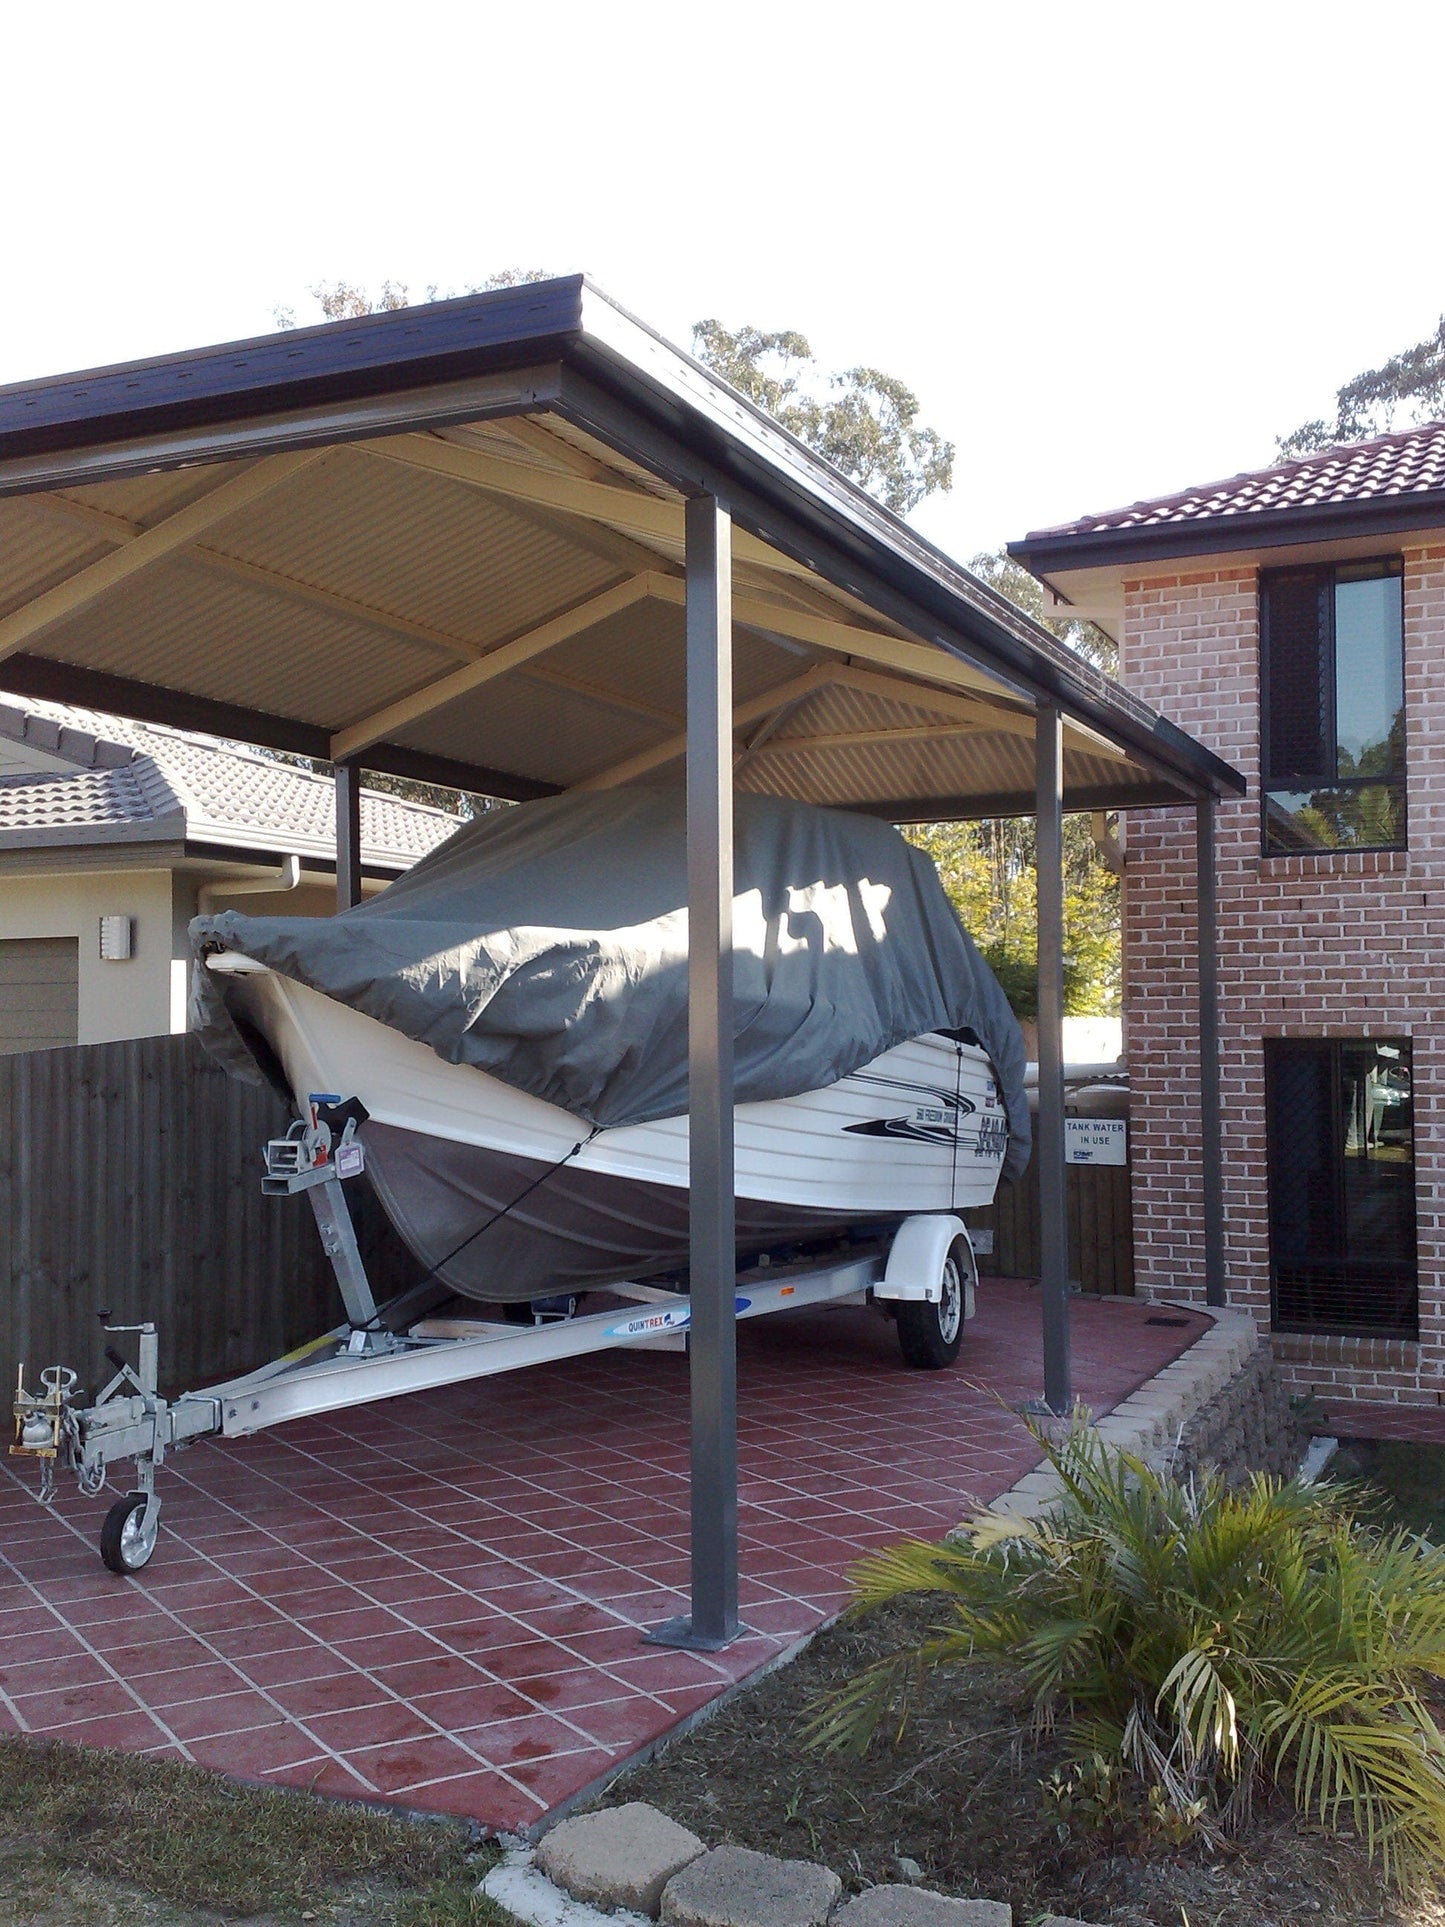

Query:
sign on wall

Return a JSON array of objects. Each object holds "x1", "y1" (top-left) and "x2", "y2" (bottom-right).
[{"x1": 1065, "y1": 1118, "x2": 1128, "y2": 1166}]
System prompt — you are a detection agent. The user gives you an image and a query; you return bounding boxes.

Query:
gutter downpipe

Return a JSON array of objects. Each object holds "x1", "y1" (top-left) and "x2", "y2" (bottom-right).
[{"x1": 197, "y1": 854, "x2": 302, "y2": 913}]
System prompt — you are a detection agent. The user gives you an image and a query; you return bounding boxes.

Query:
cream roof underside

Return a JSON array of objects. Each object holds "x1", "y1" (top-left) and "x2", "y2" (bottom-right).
[{"x1": 0, "y1": 411, "x2": 1154, "y2": 818}]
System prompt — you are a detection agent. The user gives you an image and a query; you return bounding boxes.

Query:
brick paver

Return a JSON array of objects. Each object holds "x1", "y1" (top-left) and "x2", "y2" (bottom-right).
[{"x1": 0, "y1": 1283, "x2": 1205, "y2": 1830}]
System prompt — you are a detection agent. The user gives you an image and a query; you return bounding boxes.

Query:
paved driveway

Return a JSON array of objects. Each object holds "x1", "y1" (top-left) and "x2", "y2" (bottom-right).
[{"x1": 0, "y1": 1283, "x2": 1205, "y2": 1832}]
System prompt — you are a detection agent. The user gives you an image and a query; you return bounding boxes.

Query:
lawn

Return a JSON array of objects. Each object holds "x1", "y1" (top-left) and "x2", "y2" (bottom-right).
[{"x1": 0, "y1": 1738, "x2": 511, "y2": 1926}]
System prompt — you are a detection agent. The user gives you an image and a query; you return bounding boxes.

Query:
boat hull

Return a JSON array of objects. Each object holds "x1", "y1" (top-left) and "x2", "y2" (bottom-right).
[{"x1": 212, "y1": 958, "x2": 1009, "y2": 1301}]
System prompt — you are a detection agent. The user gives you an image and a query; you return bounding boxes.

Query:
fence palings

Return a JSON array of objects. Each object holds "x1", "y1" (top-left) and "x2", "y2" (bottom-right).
[{"x1": 0, "y1": 1034, "x2": 416, "y2": 1397}]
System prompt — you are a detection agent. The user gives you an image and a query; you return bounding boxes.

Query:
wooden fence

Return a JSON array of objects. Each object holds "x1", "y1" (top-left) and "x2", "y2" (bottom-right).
[
  {"x1": 0, "y1": 1034, "x2": 417, "y2": 1397},
  {"x1": 968, "y1": 1156, "x2": 1134, "y2": 1295}
]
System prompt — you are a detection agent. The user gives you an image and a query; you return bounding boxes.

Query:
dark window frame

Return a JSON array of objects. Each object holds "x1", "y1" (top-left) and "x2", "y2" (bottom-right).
[
  {"x1": 1264, "y1": 1035, "x2": 1419, "y2": 1341},
  {"x1": 1259, "y1": 557, "x2": 1406, "y2": 856}
]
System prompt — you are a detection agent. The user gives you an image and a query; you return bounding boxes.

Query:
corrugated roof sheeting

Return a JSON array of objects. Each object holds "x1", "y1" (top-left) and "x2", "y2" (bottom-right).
[
  {"x1": 62, "y1": 463, "x2": 259, "y2": 527},
  {"x1": 0, "y1": 505, "x2": 113, "y2": 615},
  {"x1": 390, "y1": 661, "x2": 665, "y2": 785},
  {"x1": 218, "y1": 451, "x2": 621, "y2": 653},
  {"x1": 35, "y1": 561, "x2": 448, "y2": 726},
  {"x1": 538, "y1": 598, "x2": 810, "y2": 723}
]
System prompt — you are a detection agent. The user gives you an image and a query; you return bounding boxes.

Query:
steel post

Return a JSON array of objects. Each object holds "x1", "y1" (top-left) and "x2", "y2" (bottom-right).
[
  {"x1": 650, "y1": 492, "x2": 740, "y2": 1651},
  {"x1": 1035, "y1": 702, "x2": 1071, "y2": 1413},
  {"x1": 1197, "y1": 795, "x2": 1226, "y2": 1306},
  {"x1": 335, "y1": 759, "x2": 363, "y2": 911}
]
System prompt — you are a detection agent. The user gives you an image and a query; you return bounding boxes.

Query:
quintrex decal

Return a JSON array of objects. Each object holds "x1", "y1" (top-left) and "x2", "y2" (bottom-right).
[{"x1": 842, "y1": 1072, "x2": 980, "y2": 1146}]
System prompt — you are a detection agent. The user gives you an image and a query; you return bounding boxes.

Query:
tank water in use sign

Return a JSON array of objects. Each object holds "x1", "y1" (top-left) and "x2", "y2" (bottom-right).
[{"x1": 1065, "y1": 1118, "x2": 1128, "y2": 1166}]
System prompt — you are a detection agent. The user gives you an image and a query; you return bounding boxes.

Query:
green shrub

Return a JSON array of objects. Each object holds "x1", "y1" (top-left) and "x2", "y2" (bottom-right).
[{"x1": 807, "y1": 1422, "x2": 1445, "y2": 1878}]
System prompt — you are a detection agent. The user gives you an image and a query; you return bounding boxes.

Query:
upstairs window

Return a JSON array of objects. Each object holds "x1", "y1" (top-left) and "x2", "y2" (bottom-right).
[{"x1": 1260, "y1": 559, "x2": 1405, "y2": 853}]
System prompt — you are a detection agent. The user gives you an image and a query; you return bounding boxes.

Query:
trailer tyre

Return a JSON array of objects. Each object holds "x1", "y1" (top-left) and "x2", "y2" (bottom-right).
[
  {"x1": 100, "y1": 1493, "x2": 158, "y2": 1575},
  {"x1": 895, "y1": 1238, "x2": 969, "y2": 1370}
]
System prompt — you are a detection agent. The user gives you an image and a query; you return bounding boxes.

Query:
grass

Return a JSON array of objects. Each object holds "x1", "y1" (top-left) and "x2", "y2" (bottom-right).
[{"x1": 0, "y1": 1736, "x2": 514, "y2": 1925}]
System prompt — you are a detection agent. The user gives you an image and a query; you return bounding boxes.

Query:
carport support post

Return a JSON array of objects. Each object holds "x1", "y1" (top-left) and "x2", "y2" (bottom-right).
[
  {"x1": 1197, "y1": 794, "x2": 1226, "y2": 1306},
  {"x1": 335, "y1": 759, "x2": 363, "y2": 911},
  {"x1": 649, "y1": 492, "x2": 741, "y2": 1652},
  {"x1": 1036, "y1": 702, "x2": 1071, "y2": 1414}
]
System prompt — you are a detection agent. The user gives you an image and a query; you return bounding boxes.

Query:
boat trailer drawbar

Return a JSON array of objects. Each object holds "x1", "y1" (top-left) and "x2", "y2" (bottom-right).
[{"x1": 12, "y1": 1096, "x2": 974, "y2": 1575}]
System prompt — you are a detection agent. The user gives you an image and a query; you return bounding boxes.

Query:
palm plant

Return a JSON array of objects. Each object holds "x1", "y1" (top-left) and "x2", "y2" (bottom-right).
[{"x1": 807, "y1": 1422, "x2": 1445, "y2": 1877}]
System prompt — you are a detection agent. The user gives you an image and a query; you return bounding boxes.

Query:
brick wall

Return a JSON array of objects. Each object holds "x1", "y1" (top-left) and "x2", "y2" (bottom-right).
[{"x1": 1121, "y1": 548, "x2": 1445, "y2": 1407}]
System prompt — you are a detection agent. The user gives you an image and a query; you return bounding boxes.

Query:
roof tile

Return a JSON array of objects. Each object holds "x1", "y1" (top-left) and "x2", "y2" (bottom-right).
[
  {"x1": 0, "y1": 695, "x2": 463, "y2": 866},
  {"x1": 1026, "y1": 418, "x2": 1445, "y2": 541}
]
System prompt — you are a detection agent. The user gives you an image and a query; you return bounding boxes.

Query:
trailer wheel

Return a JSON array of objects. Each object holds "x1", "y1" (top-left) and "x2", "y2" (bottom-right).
[
  {"x1": 100, "y1": 1492, "x2": 158, "y2": 1575},
  {"x1": 895, "y1": 1238, "x2": 970, "y2": 1370}
]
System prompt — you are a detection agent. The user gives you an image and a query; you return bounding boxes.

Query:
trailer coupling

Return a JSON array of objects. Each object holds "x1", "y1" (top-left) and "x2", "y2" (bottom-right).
[{"x1": 11, "y1": 1319, "x2": 222, "y2": 1574}]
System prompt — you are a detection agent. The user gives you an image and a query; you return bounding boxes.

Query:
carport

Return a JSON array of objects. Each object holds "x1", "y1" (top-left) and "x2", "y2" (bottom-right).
[{"x1": 0, "y1": 277, "x2": 1243, "y2": 1653}]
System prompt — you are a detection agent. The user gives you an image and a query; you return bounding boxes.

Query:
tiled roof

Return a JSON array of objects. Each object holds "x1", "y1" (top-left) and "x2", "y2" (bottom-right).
[
  {"x1": 1023, "y1": 418, "x2": 1445, "y2": 543},
  {"x1": 0, "y1": 696, "x2": 463, "y2": 864}
]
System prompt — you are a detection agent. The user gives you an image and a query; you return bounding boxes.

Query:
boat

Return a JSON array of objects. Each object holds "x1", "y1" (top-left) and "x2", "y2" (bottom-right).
[
  {"x1": 194, "y1": 789, "x2": 1029, "y2": 1303},
  {"x1": 207, "y1": 949, "x2": 1011, "y2": 1299}
]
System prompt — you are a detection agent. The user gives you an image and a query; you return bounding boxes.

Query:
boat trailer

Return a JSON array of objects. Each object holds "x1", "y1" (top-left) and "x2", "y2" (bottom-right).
[{"x1": 12, "y1": 1096, "x2": 977, "y2": 1575}]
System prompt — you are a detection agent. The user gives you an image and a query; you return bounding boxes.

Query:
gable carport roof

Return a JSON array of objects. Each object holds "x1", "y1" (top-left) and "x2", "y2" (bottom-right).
[
  {"x1": 0, "y1": 277, "x2": 1241, "y2": 1655},
  {"x1": 0, "y1": 276, "x2": 1241, "y2": 818}
]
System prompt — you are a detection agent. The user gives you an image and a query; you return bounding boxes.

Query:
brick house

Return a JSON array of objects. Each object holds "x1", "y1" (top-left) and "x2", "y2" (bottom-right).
[{"x1": 1011, "y1": 421, "x2": 1445, "y2": 1409}]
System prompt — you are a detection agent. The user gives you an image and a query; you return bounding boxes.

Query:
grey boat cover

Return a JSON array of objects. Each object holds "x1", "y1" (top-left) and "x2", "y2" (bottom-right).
[{"x1": 192, "y1": 788, "x2": 1030, "y2": 1180}]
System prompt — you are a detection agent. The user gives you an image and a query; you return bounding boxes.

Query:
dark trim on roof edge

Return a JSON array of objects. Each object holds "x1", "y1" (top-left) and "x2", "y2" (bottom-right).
[
  {"x1": 859, "y1": 779, "x2": 1200, "y2": 824},
  {"x1": 1010, "y1": 493, "x2": 1445, "y2": 575},
  {"x1": 556, "y1": 365, "x2": 1245, "y2": 801},
  {"x1": 0, "y1": 281, "x2": 1245, "y2": 807},
  {"x1": 0, "y1": 281, "x2": 585, "y2": 462},
  {"x1": 0, "y1": 657, "x2": 556, "y2": 804}
]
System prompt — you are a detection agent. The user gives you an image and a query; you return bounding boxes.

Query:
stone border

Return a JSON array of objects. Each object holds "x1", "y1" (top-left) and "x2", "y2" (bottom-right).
[
  {"x1": 987, "y1": 1307, "x2": 1260, "y2": 1522},
  {"x1": 485, "y1": 1818, "x2": 1102, "y2": 1926}
]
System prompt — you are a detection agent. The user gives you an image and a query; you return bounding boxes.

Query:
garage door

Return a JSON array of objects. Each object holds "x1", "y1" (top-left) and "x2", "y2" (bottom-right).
[{"x1": 0, "y1": 937, "x2": 79, "y2": 1053}]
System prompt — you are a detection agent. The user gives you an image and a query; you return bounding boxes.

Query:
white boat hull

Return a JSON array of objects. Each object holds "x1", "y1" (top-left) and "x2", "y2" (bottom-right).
[{"x1": 212, "y1": 956, "x2": 1009, "y2": 1300}]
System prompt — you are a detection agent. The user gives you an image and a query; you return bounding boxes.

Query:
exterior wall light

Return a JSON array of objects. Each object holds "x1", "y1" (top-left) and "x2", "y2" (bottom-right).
[{"x1": 98, "y1": 915, "x2": 134, "y2": 962}]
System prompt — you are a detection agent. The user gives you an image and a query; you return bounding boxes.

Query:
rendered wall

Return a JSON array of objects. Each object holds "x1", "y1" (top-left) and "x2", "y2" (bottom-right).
[
  {"x1": 0, "y1": 866, "x2": 175, "y2": 1044},
  {"x1": 1121, "y1": 547, "x2": 1445, "y2": 1407}
]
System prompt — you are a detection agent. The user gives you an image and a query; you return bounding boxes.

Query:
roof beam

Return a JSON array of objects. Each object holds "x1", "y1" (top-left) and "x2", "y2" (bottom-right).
[
  {"x1": 364, "y1": 432, "x2": 821, "y2": 583},
  {"x1": 647, "y1": 575, "x2": 1015, "y2": 705},
  {"x1": 820, "y1": 659, "x2": 1035, "y2": 734},
  {"x1": 328, "y1": 574, "x2": 664, "y2": 762},
  {"x1": 0, "y1": 449, "x2": 328, "y2": 663},
  {"x1": 752, "y1": 722, "x2": 1026, "y2": 756},
  {"x1": 573, "y1": 665, "x2": 834, "y2": 791},
  {"x1": 18, "y1": 490, "x2": 485, "y2": 665}
]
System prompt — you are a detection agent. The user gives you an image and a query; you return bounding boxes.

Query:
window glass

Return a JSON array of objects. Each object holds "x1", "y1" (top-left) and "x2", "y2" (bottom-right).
[
  {"x1": 1334, "y1": 572, "x2": 1404, "y2": 779},
  {"x1": 1261, "y1": 560, "x2": 1405, "y2": 854},
  {"x1": 1263, "y1": 783, "x2": 1405, "y2": 853},
  {"x1": 1266, "y1": 1037, "x2": 1417, "y2": 1338}
]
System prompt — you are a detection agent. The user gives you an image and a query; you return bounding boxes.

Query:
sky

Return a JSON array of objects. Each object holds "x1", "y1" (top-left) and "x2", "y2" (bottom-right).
[{"x1": 3, "y1": 1, "x2": 1442, "y2": 566}]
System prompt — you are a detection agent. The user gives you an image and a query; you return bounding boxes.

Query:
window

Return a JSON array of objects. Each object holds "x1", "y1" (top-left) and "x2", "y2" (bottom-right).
[
  {"x1": 1260, "y1": 559, "x2": 1405, "y2": 853},
  {"x1": 1265, "y1": 1038, "x2": 1417, "y2": 1338}
]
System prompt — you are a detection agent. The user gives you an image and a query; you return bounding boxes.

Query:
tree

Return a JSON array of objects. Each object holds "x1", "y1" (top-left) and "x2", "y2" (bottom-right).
[
  {"x1": 1278, "y1": 314, "x2": 1445, "y2": 458},
  {"x1": 905, "y1": 815, "x2": 1121, "y2": 1018},
  {"x1": 690, "y1": 321, "x2": 954, "y2": 514}
]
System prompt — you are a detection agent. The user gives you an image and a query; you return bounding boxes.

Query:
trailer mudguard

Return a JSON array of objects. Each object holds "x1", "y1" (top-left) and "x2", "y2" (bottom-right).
[{"x1": 874, "y1": 1213, "x2": 972, "y2": 1308}]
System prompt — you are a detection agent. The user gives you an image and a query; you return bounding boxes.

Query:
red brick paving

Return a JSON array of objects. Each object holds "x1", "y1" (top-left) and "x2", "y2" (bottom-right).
[
  {"x1": 1315, "y1": 1401, "x2": 1445, "y2": 1445},
  {"x1": 0, "y1": 1283, "x2": 1206, "y2": 1832}
]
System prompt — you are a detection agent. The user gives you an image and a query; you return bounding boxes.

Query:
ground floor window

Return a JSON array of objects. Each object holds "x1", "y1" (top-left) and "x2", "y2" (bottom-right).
[{"x1": 1265, "y1": 1037, "x2": 1418, "y2": 1338}]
